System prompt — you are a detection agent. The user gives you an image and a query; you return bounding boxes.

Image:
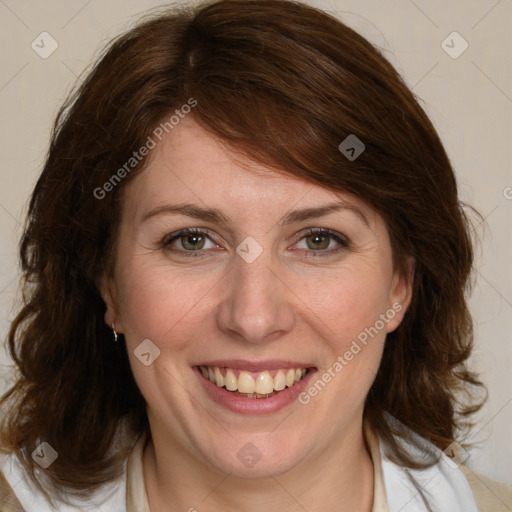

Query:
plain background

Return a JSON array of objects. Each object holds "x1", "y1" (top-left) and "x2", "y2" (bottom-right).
[{"x1": 0, "y1": 0, "x2": 511, "y2": 488}]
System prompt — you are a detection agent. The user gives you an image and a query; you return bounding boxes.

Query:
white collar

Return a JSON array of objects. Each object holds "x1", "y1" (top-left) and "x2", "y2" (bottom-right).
[{"x1": 377, "y1": 416, "x2": 478, "y2": 512}]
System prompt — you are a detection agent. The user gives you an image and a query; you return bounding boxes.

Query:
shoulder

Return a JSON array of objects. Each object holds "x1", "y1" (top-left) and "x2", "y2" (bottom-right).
[
  {"x1": 0, "y1": 417, "x2": 141, "y2": 511},
  {"x1": 460, "y1": 464, "x2": 512, "y2": 512},
  {"x1": 373, "y1": 415, "x2": 506, "y2": 512},
  {"x1": 0, "y1": 468, "x2": 24, "y2": 512},
  {"x1": 0, "y1": 449, "x2": 128, "y2": 512}
]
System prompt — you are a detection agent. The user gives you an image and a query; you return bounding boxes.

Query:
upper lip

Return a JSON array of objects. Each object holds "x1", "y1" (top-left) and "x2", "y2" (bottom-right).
[{"x1": 195, "y1": 359, "x2": 316, "y2": 371}]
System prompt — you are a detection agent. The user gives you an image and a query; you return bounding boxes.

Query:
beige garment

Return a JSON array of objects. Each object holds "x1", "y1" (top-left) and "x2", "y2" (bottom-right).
[
  {"x1": 364, "y1": 420, "x2": 390, "y2": 512},
  {"x1": 126, "y1": 429, "x2": 151, "y2": 512},
  {"x1": 0, "y1": 471, "x2": 25, "y2": 512},
  {"x1": 125, "y1": 421, "x2": 389, "y2": 512},
  {"x1": 460, "y1": 464, "x2": 512, "y2": 512}
]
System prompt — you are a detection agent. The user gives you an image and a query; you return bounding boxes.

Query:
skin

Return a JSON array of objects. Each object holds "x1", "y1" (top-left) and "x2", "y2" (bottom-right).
[{"x1": 101, "y1": 116, "x2": 414, "y2": 512}]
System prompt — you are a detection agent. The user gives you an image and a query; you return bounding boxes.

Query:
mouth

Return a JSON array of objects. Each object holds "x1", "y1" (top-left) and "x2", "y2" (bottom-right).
[
  {"x1": 197, "y1": 365, "x2": 311, "y2": 398},
  {"x1": 193, "y1": 359, "x2": 318, "y2": 414}
]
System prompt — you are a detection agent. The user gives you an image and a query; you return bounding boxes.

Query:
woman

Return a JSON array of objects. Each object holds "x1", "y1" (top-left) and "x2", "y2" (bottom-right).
[{"x1": 0, "y1": 0, "x2": 510, "y2": 510}]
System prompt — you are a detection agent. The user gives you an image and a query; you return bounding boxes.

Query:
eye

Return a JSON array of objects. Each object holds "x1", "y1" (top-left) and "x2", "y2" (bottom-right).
[
  {"x1": 163, "y1": 228, "x2": 220, "y2": 255},
  {"x1": 161, "y1": 227, "x2": 349, "y2": 259},
  {"x1": 294, "y1": 228, "x2": 349, "y2": 256}
]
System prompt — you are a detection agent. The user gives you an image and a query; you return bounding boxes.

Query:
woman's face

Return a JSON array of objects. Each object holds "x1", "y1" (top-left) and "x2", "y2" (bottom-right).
[{"x1": 101, "y1": 116, "x2": 412, "y2": 477}]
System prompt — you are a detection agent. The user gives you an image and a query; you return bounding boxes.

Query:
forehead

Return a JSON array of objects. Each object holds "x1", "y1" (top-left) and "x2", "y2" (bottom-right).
[{"x1": 122, "y1": 116, "x2": 378, "y2": 226}]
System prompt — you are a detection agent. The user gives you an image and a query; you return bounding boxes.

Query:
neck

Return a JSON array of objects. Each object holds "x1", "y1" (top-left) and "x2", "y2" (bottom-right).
[{"x1": 142, "y1": 418, "x2": 374, "y2": 512}]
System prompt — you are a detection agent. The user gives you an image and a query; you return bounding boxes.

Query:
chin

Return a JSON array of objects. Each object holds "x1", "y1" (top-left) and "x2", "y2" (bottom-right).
[{"x1": 198, "y1": 434, "x2": 307, "y2": 478}]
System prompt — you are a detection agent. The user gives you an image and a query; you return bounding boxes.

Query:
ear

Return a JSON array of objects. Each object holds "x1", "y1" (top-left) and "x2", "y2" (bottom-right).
[
  {"x1": 386, "y1": 256, "x2": 415, "y2": 333},
  {"x1": 98, "y1": 274, "x2": 123, "y2": 333}
]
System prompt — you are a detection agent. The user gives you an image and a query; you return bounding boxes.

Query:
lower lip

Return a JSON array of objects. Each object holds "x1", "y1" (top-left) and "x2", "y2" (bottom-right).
[{"x1": 193, "y1": 366, "x2": 317, "y2": 415}]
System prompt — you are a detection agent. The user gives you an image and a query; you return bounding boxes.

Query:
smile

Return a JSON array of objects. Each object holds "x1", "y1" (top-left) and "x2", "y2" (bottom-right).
[{"x1": 198, "y1": 365, "x2": 309, "y2": 398}]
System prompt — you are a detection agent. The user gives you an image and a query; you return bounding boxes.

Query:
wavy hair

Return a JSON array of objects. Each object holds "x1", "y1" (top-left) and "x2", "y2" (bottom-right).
[{"x1": 0, "y1": 0, "x2": 485, "y2": 504}]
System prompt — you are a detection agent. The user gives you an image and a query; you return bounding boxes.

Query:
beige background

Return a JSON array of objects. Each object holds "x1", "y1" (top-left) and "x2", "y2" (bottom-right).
[{"x1": 0, "y1": 0, "x2": 511, "y2": 489}]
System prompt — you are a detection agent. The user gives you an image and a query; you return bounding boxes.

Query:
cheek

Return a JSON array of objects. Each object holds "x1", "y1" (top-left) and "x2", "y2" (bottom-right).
[
  {"x1": 296, "y1": 267, "x2": 391, "y2": 416},
  {"x1": 115, "y1": 256, "x2": 220, "y2": 348},
  {"x1": 299, "y1": 263, "x2": 392, "y2": 349}
]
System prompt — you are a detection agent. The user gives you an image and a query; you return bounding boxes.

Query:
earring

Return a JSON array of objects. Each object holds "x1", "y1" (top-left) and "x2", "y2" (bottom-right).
[{"x1": 111, "y1": 322, "x2": 123, "y2": 357}]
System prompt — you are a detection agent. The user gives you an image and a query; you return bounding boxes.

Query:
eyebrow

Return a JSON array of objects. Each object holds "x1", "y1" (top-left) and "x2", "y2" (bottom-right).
[
  {"x1": 278, "y1": 202, "x2": 370, "y2": 228},
  {"x1": 141, "y1": 201, "x2": 370, "y2": 228}
]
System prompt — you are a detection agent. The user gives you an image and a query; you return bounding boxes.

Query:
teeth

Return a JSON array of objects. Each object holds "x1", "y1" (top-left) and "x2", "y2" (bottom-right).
[
  {"x1": 199, "y1": 365, "x2": 309, "y2": 395},
  {"x1": 254, "y1": 371, "x2": 274, "y2": 394},
  {"x1": 274, "y1": 369, "x2": 286, "y2": 391},
  {"x1": 214, "y1": 367, "x2": 224, "y2": 387},
  {"x1": 238, "y1": 371, "x2": 256, "y2": 393},
  {"x1": 225, "y1": 368, "x2": 237, "y2": 391}
]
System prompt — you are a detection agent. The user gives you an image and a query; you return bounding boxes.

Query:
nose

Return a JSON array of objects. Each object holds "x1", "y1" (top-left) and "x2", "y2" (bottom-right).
[{"x1": 216, "y1": 247, "x2": 295, "y2": 345}]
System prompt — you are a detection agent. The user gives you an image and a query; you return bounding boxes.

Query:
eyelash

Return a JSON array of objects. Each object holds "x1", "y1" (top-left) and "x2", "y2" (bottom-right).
[{"x1": 161, "y1": 227, "x2": 349, "y2": 258}]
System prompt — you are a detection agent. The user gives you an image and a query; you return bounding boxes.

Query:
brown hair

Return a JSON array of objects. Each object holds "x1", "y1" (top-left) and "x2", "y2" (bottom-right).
[{"x1": 0, "y1": 0, "x2": 485, "y2": 504}]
